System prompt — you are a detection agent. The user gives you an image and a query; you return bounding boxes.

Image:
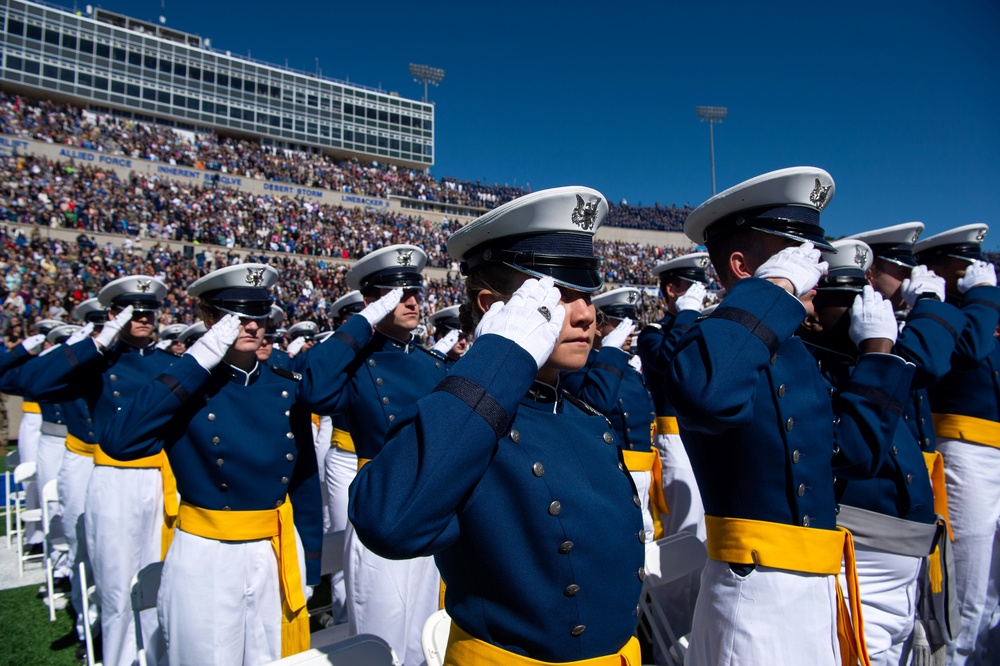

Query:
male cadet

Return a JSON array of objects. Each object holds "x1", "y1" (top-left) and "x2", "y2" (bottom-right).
[
  {"x1": 313, "y1": 244, "x2": 447, "y2": 665},
  {"x1": 262, "y1": 305, "x2": 289, "y2": 367},
  {"x1": 562, "y1": 287, "x2": 661, "y2": 540},
  {"x1": 177, "y1": 321, "x2": 207, "y2": 351},
  {"x1": 638, "y1": 252, "x2": 711, "y2": 541},
  {"x1": 427, "y1": 305, "x2": 470, "y2": 362},
  {"x1": 913, "y1": 224, "x2": 1000, "y2": 666},
  {"x1": 799, "y1": 239, "x2": 959, "y2": 665},
  {"x1": 286, "y1": 320, "x2": 319, "y2": 359},
  {"x1": 155, "y1": 322, "x2": 188, "y2": 355},
  {"x1": 18, "y1": 276, "x2": 176, "y2": 666},
  {"x1": 666, "y1": 167, "x2": 915, "y2": 665}
]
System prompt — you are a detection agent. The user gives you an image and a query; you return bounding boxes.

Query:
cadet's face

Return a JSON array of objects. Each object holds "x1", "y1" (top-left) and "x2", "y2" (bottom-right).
[
  {"x1": 256, "y1": 336, "x2": 274, "y2": 362},
  {"x1": 231, "y1": 317, "x2": 265, "y2": 353},
  {"x1": 117, "y1": 308, "x2": 155, "y2": 343},
  {"x1": 867, "y1": 259, "x2": 909, "y2": 310},
  {"x1": 374, "y1": 288, "x2": 423, "y2": 338},
  {"x1": 541, "y1": 286, "x2": 596, "y2": 381}
]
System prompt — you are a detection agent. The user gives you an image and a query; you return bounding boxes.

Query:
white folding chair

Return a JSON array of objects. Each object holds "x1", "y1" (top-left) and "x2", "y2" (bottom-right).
[
  {"x1": 421, "y1": 608, "x2": 452, "y2": 666},
  {"x1": 130, "y1": 561, "x2": 164, "y2": 666},
  {"x1": 266, "y1": 633, "x2": 397, "y2": 665},
  {"x1": 13, "y1": 461, "x2": 43, "y2": 576},
  {"x1": 41, "y1": 479, "x2": 70, "y2": 621},
  {"x1": 638, "y1": 532, "x2": 708, "y2": 665},
  {"x1": 79, "y1": 560, "x2": 98, "y2": 666},
  {"x1": 5, "y1": 449, "x2": 21, "y2": 548}
]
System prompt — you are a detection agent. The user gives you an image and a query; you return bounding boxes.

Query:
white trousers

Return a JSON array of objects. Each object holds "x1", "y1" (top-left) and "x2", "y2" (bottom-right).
[
  {"x1": 18, "y1": 412, "x2": 43, "y2": 544},
  {"x1": 345, "y1": 519, "x2": 439, "y2": 666},
  {"x1": 38, "y1": 432, "x2": 70, "y2": 578},
  {"x1": 324, "y1": 445, "x2": 356, "y2": 625},
  {"x1": 313, "y1": 416, "x2": 333, "y2": 533},
  {"x1": 58, "y1": 449, "x2": 95, "y2": 641},
  {"x1": 86, "y1": 466, "x2": 164, "y2": 666},
  {"x1": 686, "y1": 559, "x2": 841, "y2": 666},
  {"x1": 842, "y1": 545, "x2": 921, "y2": 666},
  {"x1": 159, "y1": 528, "x2": 308, "y2": 666},
  {"x1": 653, "y1": 432, "x2": 706, "y2": 540},
  {"x1": 937, "y1": 438, "x2": 1000, "y2": 666}
]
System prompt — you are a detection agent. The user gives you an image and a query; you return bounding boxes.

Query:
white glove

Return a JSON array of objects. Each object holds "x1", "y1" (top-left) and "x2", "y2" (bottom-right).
[
  {"x1": 286, "y1": 336, "x2": 307, "y2": 358},
  {"x1": 431, "y1": 329, "x2": 461, "y2": 355},
  {"x1": 21, "y1": 334, "x2": 46, "y2": 353},
  {"x1": 66, "y1": 322, "x2": 94, "y2": 346},
  {"x1": 754, "y1": 242, "x2": 829, "y2": 297},
  {"x1": 900, "y1": 265, "x2": 946, "y2": 307},
  {"x1": 95, "y1": 306, "x2": 133, "y2": 349},
  {"x1": 958, "y1": 259, "x2": 998, "y2": 293},
  {"x1": 185, "y1": 314, "x2": 240, "y2": 371},
  {"x1": 628, "y1": 354, "x2": 643, "y2": 372},
  {"x1": 155, "y1": 339, "x2": 172, "y2": 350},
  {"x1": 602, "y1": 318, "x2": 634, "y2": 350},
  {"x1": 360, "y1": 288, "x2": 403, "y2": 327},
  {"x1": 849, "y1": 285, "x2": 898, "y2": 347},
  {"x1": 475, "y1": 276, "x2": 565, "y2": 369},
  {"x1": 675, "y1": 282, "x2": 707, "y2": 312}
]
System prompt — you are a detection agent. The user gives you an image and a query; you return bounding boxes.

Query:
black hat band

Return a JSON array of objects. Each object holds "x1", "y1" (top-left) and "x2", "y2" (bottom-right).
[
  {"x1": 914, "y1": 243, "x2": 982, "y2": 264},
  {"x1": 705, "y1": 205, "x2": 831, "y2": 251},
  {"x1": 360, "y1": 269, "x2": 424, "y2": 291},
  {"x1": 868, "y1": 243, "x2": 917, "y2": 267},
  {"x1": 598, "y1": 304, "x2": 637, "y2": 320}
]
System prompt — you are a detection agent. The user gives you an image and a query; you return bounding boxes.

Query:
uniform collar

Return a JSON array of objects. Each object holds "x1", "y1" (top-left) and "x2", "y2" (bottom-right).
[
  {"x1": 374, "y1": 331, "x2": 417, "y2": 354},
  {"x1": 219, "y1": 361, "x2": 261, "y2": 386},
  {"x1": 116, "y1": 339, "x2": 159, "y2": 356}
]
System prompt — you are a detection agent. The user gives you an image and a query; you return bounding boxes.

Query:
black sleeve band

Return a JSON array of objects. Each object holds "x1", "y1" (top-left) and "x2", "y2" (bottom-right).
[
  {"x1": 434, "y1": 375, "x2": 511, "y2": 439},
  {"x1": 155, "y1": 373, "x2": 190, "y2": 403},
  {"x1": 906, "y1": 312, "x2": 959, "y2": 340},
  {"x1": 63, "y1": 344, "x2": 79, "y2": 368},
  {"x1": 333, "y1": 330, "x2": 359, "y2": 353},
  {"x1": 963, "y1": 298, "x2": 1000, "y2": 314},
  {"x1": 709, "y1": 307, "x2": 781, "y2": 357},
  {"x1": 591, "y1": 361, "x2": 624, "y2": 378},
  {"x1": 843, "y1": 382, "x2": 904, "y2": 416}
]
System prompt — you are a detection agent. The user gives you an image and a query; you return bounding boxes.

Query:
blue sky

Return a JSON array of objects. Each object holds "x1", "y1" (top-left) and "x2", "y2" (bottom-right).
[{"x1": 54, "y1": 0, "x2": 1000, "y2": 245}]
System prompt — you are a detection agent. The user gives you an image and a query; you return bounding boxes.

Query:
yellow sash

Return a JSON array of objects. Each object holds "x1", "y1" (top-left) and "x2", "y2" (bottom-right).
[
  {"x1": 331, "y1": 428, "x2": 356, "y2": 453},
  {"x1": 655, "y1": 416, "x2": 679, "y2": 436},
  {"x1": 22, "y1": 401, "x2": 41, "y2": 414},
  {"x1": 94, "y1": 446, "x2": 178, "y2": 560},
  {"x1": 923, "y1": 451, "x2": 953, "y2": 594},
  {"x1": 310, "y1": 413, "x2": 320, "y2": 427},
  {"x1": 444, "y1": 622, "x2": 641, "y2": 666},
  {"x1": 620, "y1": 448, "x2": 669, "y2": 540},
  {"x1": 705, "y1": 515, "x2": 870, "y2": 666},
  {"x1": 932, "y1": 413, "x2": 1000, "y2": 449},
  {"x1": 357, "y1": 457, "x2": 371, "y2": 471},
  {"x1": 177, "y1": 500, "x2": 309, "y2": 657},
  {"x1": 65, "y1": 434, "x2": 97, "y2": 457}
]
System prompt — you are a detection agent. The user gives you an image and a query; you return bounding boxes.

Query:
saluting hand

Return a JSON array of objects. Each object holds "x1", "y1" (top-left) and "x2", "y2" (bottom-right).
[
  {"x1": 186, "y1": 314, "x2": 241, "y2": 371},
  {"x1": 900, "y1": 265, "x2": 945, "y2": 307},
  {"x1": 476, "y1": 276, "x2": 565, "y2": 370},
  {"x1": 958, "y1": 259, "x2": 998, "y2": 294},
  {"x1": 95, "y1": 305, "x2": 133, "y2": 350},
  {"x1": 21, "y1": 334, "x2": 46, "y2": 354},
  {"x1": 359, "y1": 287, "x2": 404, "y2": 328},
  {"x1": 602, "y1": 318, "x2": 634, "y2": 351},
  {"x1": 754, "y1": 242, "x2": 829, "y2": 297},
  {"x1": 431, "y1": 328, "x2": 461, "y2": 355},
  {"x1": 286, "y1": 336, "x2": 308, "y2": 358},
  {"x1": 675, "y1": 282, "x2": 707, "y2": 312},
  {"x1": 849, "y1": 285, "x2": 897, "y2": 350},
  {"x1": 66, "y1": 322, "x2": 94, "y2": 346}
]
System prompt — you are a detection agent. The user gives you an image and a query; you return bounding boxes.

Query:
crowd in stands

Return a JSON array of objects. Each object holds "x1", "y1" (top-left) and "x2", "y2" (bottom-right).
[{"x1": 0, "y1": 91, "x2": 690, "y2": 231}]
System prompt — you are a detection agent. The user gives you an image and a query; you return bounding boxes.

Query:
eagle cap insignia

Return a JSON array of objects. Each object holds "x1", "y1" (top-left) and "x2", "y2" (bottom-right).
[
  {"x1": 854, "y1": 245, "x2": 868, "y2": 269},
  {"x1": 809, "y1": 178, "x2": 832, "y2": 211},
  {"x1": 911, "y1": 231, "x2": 920, "y2": 243},
  {"x1": 698, "y1": 257, "x2": 710, "y2": 268},
  {"x1": 136, "y1": 279, "x2": 151, "y2": 293},
  {"x1": 396, "y1": 250, "x2": 414, "y2": 266},
  {"x1": 571, "y1": 195, "x2": 600, "y2": 231},
  {"x1": 245, "y1": 267, "x2": 265, "y2": 287},
  {"x1": 976, "y1": 229, "x2": 987, "y2": 243},
  {"x1": 626, "y1": 291, "x2": 638, "y2": 304}
]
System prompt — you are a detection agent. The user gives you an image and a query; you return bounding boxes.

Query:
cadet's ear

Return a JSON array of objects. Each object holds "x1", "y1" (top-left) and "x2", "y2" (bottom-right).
[
  {"x1": 476, "y1": 289, "x2": 499, "y2": 315},
  {"x1": 728, "y1": 251, "x2": 754, "y2": 281},
  {"x1": 800, "y1": 309, "x2": 823, "y2": 333}
]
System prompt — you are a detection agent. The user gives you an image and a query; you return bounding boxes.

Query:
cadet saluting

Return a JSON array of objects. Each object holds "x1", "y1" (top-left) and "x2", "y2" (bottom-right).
[{"x1": 350, "y1": 186, "x2": 645, "y2": 664}]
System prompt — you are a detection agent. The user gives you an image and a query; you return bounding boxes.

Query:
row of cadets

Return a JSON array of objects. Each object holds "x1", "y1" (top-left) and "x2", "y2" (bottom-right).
[
  {"x1": 799, "y1": 236, "x2": 960, "y2": 665},
  {"x1": 99, "y1": 263, "x2": 355, "y2": 664},
  {"x1": 561, "y1": 286, "x2": 660, "y2": 541},
  {"x1": 666, "y1": 167, "x2": 915, "y2": 665},
  {"x1": 16, "y1": 277, "x2": 177, "y2": 666},
  {"x1": 314, "y1": 244, "x2": 447, "y2": 666},
  {"x1": 349, "y1": 186, "x2": 646, "y2": 664},
  {"x1": 913, "y1": 225, "x2": 1000, "y2": 665},
  {"x1": 321, "y1": 290, "x2": 365, "y2": 628}
]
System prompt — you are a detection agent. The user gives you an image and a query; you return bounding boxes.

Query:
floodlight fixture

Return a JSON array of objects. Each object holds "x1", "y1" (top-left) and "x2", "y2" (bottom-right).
[
  {"x1": 409, "y1": 63, "x2": 445, "y2": 103},
  {"x1": 696, "y1": 106, "x2": 728, "y2": 195}
]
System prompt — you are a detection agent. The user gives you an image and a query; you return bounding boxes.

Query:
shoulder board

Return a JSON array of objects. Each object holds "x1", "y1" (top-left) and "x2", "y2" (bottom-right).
[
  {"x1": 413, "y1": 345, "x2": 449, "y2": 366},
  {"x1": 270, "y1": 365, "x2": 302, "y2": 382},
  {"x1": 640, "y1": 323, "x2": 662, "y2": 333},
  {"x1": 560, "y1": 390, "x2": 604, "y2": 418}
]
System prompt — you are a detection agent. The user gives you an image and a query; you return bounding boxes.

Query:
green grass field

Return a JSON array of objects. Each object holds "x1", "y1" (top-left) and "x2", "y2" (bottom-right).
[{"x1": 0, "y1": 583, "x2": 81, "y2": 666}]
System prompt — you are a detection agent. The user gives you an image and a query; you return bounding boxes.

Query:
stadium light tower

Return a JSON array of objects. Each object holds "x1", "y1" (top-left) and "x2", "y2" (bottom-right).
[
  {"x1": 696, "y1": 105, "x2": 728, "y2": 196},
  {"x1": 409, "y1": 63, "x2": 445, "y2": 103}
]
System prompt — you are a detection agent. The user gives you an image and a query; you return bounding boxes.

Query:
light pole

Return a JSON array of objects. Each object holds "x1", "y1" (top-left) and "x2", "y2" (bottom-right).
[
  {"x1": 696, "y1": 106, "x2": 728, "y2": 196},
  {"x1": 409, "y1": 63, "x2": 445, "y2": 103}
]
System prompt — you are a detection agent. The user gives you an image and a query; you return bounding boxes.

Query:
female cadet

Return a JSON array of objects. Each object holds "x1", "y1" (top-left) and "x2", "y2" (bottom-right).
[
  {"x1": 100, "y1": 263, "x2": 400, "y2": 665},
  {"x1": 349, "y1": 186, "x2": 646, "y2": 664}
]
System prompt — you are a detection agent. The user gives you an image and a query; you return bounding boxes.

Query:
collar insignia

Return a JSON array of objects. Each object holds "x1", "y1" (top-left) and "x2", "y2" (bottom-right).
[
  {"x1": 245, "y1": 267, "x2": 265, "y2": 286},
  {"x1": 809, "y1": 178, "x2": 832, "y2": 211},
  {"x1": 136, "y1": 279, "x2": 151, "y2": 293},
  {"x1": 571, "y1": 195, "x2": 600, "y2": 231},
  {"x1": 396, "y1": 250, "x2": 414, "y2": 266}
]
